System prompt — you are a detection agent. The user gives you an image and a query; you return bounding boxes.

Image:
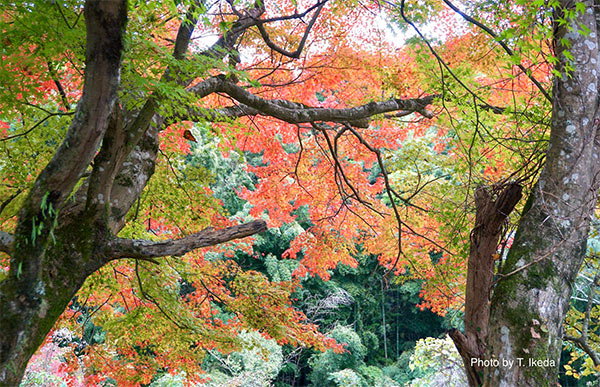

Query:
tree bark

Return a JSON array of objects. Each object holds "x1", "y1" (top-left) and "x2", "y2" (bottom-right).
[
  {"x1": 0, "y1": 220, "x2": 103, "y2": 386},
  {"x1": 450, "y1": 183, "x2": 522, "y2": 386},
  {"x1": 484, "y1": 1, "x2": 600, "y2": 385},
  {"x1": 0, "y1": 1, "x2": 128, "y2": 384}
]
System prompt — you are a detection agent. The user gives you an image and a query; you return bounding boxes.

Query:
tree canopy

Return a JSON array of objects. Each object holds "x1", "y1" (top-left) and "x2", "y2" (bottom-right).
[{"x1": 1, "y1": 0, "x2": 599, "y2": 386}]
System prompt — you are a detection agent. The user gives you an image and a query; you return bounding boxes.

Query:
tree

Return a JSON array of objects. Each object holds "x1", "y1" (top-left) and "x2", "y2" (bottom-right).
[
  {"x1": 308, "y1": 325, "x2": 366, "y2": 385},
  {"x1": 0, "y1": 0, "x2": 435, "y2": 385},
  {"x1": 418, "y1": 0, "x2": 600, "y2": 385},
  {"x1": 3, "y1": 0, "x2": 599, "y2": 386}
]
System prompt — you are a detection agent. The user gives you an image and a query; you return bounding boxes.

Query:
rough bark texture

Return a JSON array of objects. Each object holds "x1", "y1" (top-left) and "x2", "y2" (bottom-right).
[
  {"x1": 450, "y1": 183, "x2": 522, "y2": 386},
  {"x1": 484, "y1": 1, "x2": 600, "y2": 385},
  {"x1": 108, "y1": 220, "x2": 267, "y2": 260},
  {"x1": 0, "y1": 2, "x2": 128, "y2": 385}
]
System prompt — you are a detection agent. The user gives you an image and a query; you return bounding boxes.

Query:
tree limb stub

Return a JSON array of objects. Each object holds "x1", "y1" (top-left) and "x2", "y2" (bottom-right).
[
  {"x1": 107, "y1": 219, "x2": 267, "y2": 260},
  {"x1": 451, "y1": 182, "x2": 522, "y2": 387}
]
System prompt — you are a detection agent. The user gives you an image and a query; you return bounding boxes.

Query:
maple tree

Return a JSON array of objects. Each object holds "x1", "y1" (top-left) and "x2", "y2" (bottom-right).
[
  {"x1": 0, "y1": 0, "x2": 437, "y2": 385},
  {"x1": 1, "y1": 0, "x2": 600, "y2": 386}
]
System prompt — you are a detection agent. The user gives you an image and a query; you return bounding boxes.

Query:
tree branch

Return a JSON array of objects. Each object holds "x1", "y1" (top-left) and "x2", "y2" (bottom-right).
[
  {"x1": 108, "y1": 124, "x2": 160, "y2": 234},
  {"x1": 0, "y1": 189, "x2": 22, "y2": 217},
  {"x1": 86, "y1": 1, "x2": 204, "y2": 216},
  {"x1": 219, "y1": 80, "x2": 437, "y2": 124},
  {"x1": 107, "y1": 220, "x2": 267, "y2": 260},
  {"x1": 564, "y1": 270, "x2": 600, "y2": 367},
  {"x1": 255, "y1": 0, "x2": 326, "y2": 58},
  {"x1": 440, "y1": 0, "x2": 551, "y2": 102},
  {"x1": 98, "y1": 4, "x2": 265, "y2": 223},
  {"x1": 169, "y1": 104, "x2": 260, "y2": 124},
  {"x1": 46, "y1": 60, "x2": 70, "y2": 110},
  {"x1": 564, "y1": 335, "x2": 600, "y2": 367},
  {"x1": 25, "y1": 0, "x2": 127, "y2": 210},
  {"x1": 184, "y1": 77, "x2": 437, "y2": 127}
]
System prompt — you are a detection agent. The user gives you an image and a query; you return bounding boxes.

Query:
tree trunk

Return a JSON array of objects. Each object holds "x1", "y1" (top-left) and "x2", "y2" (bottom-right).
[
  {"x1": 484, "y1": 1, "x2": 600, "y2": 385},
  {"x1": 0, "y1": 1, "x2": 128, "y2": 384},
  {"x1": 0, "y1": 219, "x2": 103, "y2": 386},
  {"x1": 451, "y1": 2, "x2": 600, "y2": 386}
]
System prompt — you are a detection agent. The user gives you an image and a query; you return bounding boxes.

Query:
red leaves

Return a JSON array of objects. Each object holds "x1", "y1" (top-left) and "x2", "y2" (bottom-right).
[{"x1": 160, "y1": 122, "x2": 193, "y2": 154}]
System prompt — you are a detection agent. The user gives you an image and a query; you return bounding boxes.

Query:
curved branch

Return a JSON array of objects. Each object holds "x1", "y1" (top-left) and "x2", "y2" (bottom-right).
[
  {"x1": 255, "y1": 0, "x2": 327, "y2": 58},
  {"x1": 105, "y1": 3, "x2": 265, "y2": 198},
  {"x1": 564, "y1": 335, "x2": 600, "y2": 367},
  {"x1": 107, "y1": 220, "x2": 267, "y2": 260},
  {"x1": 46, "y1": 60, "x2": 70, "y2": 110},
  {"x1": 25, "y1": 0, "x2": 127, "y2": 210},
  {"x1": 221, "y1": 80, "x2": 437, "y2": 123},
  {"x1": 89, "y1": 0, "x2": 204, "y2": 204},
  {"x1": 183, "y1": 77, "x2": 437, "y2": 126},
  {"x1": 169, "y1": 104, "x2": 260, "y2": 124},
  {"x1": 0, "y1": 189, "x2": 22, "y2": 217}
]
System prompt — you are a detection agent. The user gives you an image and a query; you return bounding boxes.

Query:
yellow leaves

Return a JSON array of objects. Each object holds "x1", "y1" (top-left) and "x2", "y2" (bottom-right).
[
  {"x1": 580, "y1": 357, "x2": 600, "y2": 377},
  {"x1": 564, "y1": 363, "x2": 580, "y2": 379}
]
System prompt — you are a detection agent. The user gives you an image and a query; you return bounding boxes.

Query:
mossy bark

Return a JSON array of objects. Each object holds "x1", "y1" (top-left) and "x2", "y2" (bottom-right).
[
  {"x1": 484, "y1": 1, "x2": 600, "y2": 385},
  {"x1": 0, "y1": 2, "x2": 128, "y2": 384},
  {"x1": 0, "y1": 219, "x2": 104, "y2": 386}
]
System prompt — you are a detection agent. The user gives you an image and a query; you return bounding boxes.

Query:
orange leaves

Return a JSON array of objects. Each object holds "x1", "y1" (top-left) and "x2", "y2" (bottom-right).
[
  {"x1": 285, "y1": 225, "x2": 359, "y2": 280},
  {"x1": 50, "y1": 237, "x2": 343, "y2": 385},
  {"x1": 160, "y1": 122, "x2": 193, "y2": 154}
]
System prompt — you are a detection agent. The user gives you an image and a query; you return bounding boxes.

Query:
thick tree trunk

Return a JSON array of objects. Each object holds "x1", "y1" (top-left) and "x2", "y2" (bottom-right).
[
  {"x1": 0, "y1": 1, "x2": 128, "y2": 384},
  {"x1": 0, "y1": 220, "x2": 102, "y2": 386},
  {"x1": 484, "y1": 1, "x2": 600, "y2": 385}
]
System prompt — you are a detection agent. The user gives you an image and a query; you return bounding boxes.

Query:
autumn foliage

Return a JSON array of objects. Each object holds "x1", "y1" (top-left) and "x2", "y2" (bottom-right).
[{"x1": 0, "y1": 0, "x2": 573, "y2": 385}]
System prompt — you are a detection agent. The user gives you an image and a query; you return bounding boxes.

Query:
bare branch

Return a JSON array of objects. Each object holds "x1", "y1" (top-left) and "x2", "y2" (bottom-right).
[
  {"x1": 220, "y1": 80, "x2": 437, "y2": 124},
  {"x1": 564, "y1": 335, "x2": 600, "y2": 367},
  {"x1": 184, "y1": 77, "x2": 437, "y2": 127},
  {"x1": 0, "y1": 189, "x2": 22, "y2": 217},
  {"x1": 46, "y1": 61, "x2": 70, "y2": 110},
  {"x1": 255, "y1": 0, "x2": 327, "y2": 58},
  {"x1": 169, "y1": 104, "x2": 260, "y2": 124},
  {"x1": 440, "y1": 0, "x2": 551, "y2": 102},
  {"x1": 107, "y1": 220, "x2": 267, "y2": 260},
  {"x1": 0, "y1": 111, "x2": 75, "y2": 143}
]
